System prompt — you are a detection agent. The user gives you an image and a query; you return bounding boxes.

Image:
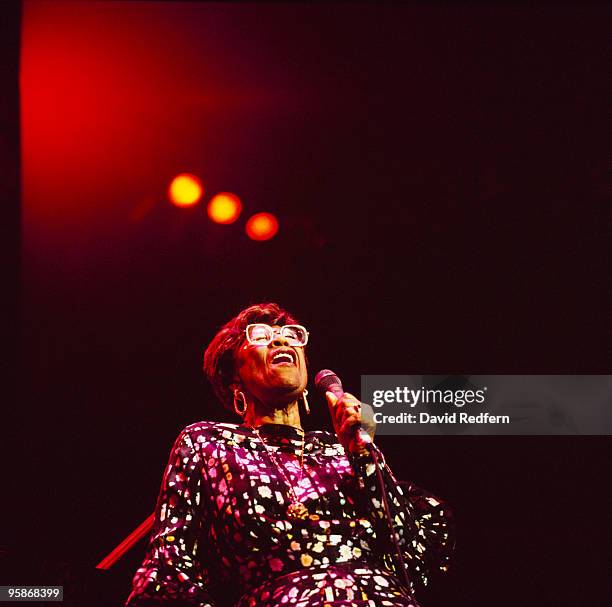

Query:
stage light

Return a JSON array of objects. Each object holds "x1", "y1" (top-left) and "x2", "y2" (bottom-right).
[
  {"x1": 207, "y1": 192, "x2": 242, "y2": 224},
  {"x1": 168, "y1": 173, "x2": 203, "y2": 207},
  {"x1": 246, "y1": 212, "x2": 279, "y2": 241}
]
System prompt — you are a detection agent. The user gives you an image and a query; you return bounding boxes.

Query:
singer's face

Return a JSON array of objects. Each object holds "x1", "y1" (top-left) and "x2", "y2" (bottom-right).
[{"x1": 234, "y1": 325, "x2": 307, "y2": 407}]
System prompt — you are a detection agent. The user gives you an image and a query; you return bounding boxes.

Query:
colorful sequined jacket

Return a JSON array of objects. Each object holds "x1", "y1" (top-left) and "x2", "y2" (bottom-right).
[{"x1": 126, "y1": 421, "x2": 454, "y2": 607}]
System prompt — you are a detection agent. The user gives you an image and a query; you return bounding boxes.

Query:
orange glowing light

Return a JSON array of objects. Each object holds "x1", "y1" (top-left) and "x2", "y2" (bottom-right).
[
  {"x1": 207, "y1": 192, "x2": 242, "y2": 224},
  {"x1": 168, "y1": 173, "x2": 203, "y2": 207},
  {"x1": 246, "y1": 212, "x2": 279, "y2": 241}
]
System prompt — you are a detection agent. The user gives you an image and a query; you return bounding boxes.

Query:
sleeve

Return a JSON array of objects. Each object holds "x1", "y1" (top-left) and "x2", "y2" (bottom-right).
[
  {"x1": 348, "y1": 443, "x2": 455, "y2": 588},
  {"x1": 125, "y1": 429, "x2": 217, "y2": 607}
]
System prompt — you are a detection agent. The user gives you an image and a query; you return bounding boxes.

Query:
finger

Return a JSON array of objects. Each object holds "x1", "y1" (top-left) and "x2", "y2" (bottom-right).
[
  {"x1": 339, "y1": 397, "x2": 361, "y2": 420},
  {"x1": 339, "y1": 403, "x2": 361, "y2": 424},
  {"x1": 343, "y1": 406, "x2": 364, "y2": 426},
  {"x1": 325, "y1": 391, "x2": 341, "y2": 423},
  {"x1": 340, "y1": 415, "x2": 361, "y2": 440},
  {"x1": 325, "y1": 391, "x2": 338, "y2": 407},
  {"x1": 328, "y1": 392, "x2": 361, "y2": 427},
  {"x1": 341, "y1": 393, "x2": 362, "y2": 409}
]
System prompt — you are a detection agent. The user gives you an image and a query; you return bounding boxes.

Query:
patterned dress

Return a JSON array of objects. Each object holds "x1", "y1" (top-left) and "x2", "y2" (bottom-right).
[{"x1": 126, "y1": 421, "x2": 453, "y2": 607}]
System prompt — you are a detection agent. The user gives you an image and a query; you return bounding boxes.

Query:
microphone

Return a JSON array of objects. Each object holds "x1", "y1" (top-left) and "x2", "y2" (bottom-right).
[
  {"x1": 314, "y1": 369, "x2": 373, "y2": 445},
  {"x1": 314, "y1": 372, "x2": 407, "y2": 590}
]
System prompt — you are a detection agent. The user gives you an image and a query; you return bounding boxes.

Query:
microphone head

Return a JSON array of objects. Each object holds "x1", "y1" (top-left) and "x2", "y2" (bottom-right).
[{"x1": 314, "y1": 369, "x2": 343, "y2": 393}]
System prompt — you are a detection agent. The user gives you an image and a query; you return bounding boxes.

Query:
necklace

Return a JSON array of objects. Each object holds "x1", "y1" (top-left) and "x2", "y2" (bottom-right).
[{"x1": 251, "y1": 425, "x2": 312, "y2": 521}]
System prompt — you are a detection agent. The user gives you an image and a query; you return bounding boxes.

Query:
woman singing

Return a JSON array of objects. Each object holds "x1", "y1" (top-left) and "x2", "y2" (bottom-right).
[{"x1": 126, "y1": 303, "x2": 454, "y2": 607}]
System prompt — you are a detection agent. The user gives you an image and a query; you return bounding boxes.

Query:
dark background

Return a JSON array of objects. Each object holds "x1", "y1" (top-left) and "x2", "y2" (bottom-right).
[{"x1": 2, "y1": 2, "x2": 610, "y2": 606}]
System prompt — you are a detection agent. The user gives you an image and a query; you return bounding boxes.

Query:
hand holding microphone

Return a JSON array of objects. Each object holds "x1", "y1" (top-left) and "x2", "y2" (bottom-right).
[{"x1": 314, "y1": 369, "x2": 373, "y2": 456}]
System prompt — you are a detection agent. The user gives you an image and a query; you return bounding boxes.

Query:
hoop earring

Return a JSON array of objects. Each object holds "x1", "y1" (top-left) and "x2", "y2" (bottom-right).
[
  {"x1": 301, "y1": 389, "x2": 310, "y2": 415},
  {"x1": 233, "y1": 390, "x2": 248, "y2": 417}
]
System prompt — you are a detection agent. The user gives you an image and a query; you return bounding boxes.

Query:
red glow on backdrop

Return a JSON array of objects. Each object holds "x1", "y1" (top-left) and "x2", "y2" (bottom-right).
[
  {"x1": 207, "y1": 192, "x2": 242, "y2": 224},
  {"x1": 20, "y1": 1, "x2": 289, "y2": 257},
  {"x1": 168, "y1": 173, "x2": 203, "y2": 207},
  {"x1": 246, "y1": 212, "x2": 279, "y2": 241}
]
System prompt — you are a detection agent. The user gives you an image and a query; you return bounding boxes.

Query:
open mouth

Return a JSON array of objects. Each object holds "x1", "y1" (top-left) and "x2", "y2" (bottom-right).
[{"x1": 270, "y1": 349, "x2": 296, "y2": 366}]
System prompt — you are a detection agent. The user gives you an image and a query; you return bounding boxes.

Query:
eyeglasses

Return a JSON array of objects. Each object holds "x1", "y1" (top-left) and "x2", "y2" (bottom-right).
[{"x1": 245, "y1": 324, "x2": 309, "y2": 347}]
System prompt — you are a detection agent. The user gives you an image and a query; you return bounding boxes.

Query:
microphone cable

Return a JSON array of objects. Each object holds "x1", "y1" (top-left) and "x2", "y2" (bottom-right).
[{"x1": 366, "y1": 442, "x2": 414, "y2": 597}]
